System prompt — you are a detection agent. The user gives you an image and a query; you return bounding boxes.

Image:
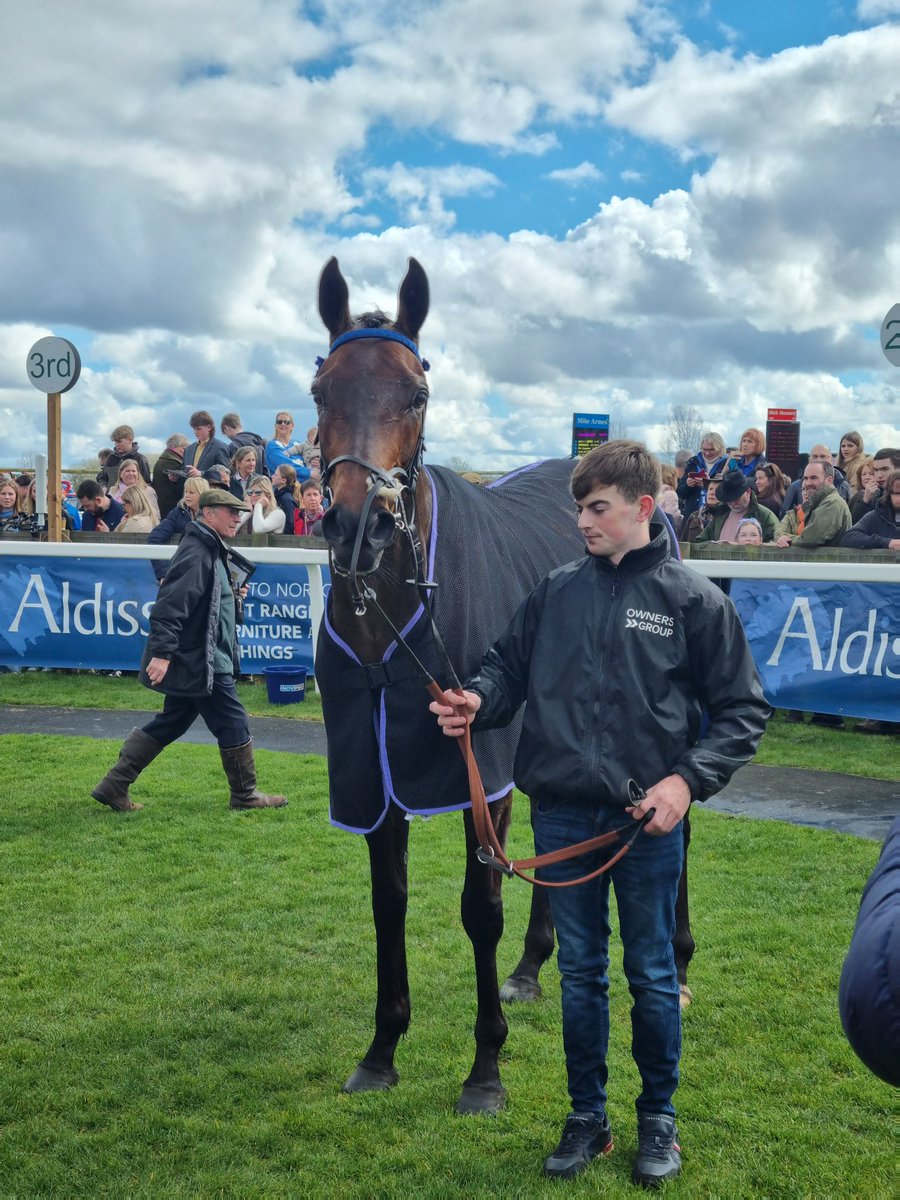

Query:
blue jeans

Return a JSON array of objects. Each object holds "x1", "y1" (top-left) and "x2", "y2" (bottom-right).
[{"x1": 533, "y1": 797, "x2": 684, "y2": 1117}]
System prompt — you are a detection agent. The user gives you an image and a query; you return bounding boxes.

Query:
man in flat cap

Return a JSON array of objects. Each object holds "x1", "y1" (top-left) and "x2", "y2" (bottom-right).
[{"x1": 92, "y1": 490, "x2": 287, "y2": 812}]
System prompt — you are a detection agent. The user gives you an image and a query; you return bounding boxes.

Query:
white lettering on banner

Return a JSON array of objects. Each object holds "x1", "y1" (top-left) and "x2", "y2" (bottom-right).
[
  {"x1": 255, "y1": 603, "x2": 309, "y2": 619},
  {"x1": 9, "y1": 573, "x2": 154, "y2": 637},
  {"x1": 767, "y1": 596, "x2": 899, "y2": 679}
]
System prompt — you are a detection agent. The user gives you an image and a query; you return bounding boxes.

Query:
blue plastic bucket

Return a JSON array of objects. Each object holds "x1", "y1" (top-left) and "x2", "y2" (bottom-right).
[{"x1": 262, "y1": 665, "x2": 307, "y2": 705}]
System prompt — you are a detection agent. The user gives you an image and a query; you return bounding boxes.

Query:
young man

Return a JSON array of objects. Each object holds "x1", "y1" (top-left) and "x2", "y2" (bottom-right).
[
  {"x1": 221, "y1": 411, "x2": 266, "y2": 473},
  {"x1": 184, "y1": 410, "x2": 233, "y2": 481},
  {"x1": 91, "y1": 490, "x2": 287, "y2": 813},
  {"x1": 76, "y1": 480, "x2": 126, "y2": 532},
  {"x1": 431, "y1": 441, "x2": 769, "y2": 1188},
  {"x1": 98, "y1": 424, "x2": 153, "y2": 489}
]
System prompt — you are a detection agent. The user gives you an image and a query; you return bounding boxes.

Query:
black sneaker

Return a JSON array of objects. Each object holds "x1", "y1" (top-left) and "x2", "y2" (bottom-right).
[
  {"x1": 543, "y1": 1111, "x2": 613, "y2": 1178},
  {"x1": 633, "y1": 1113, "x2": 681, "y2": 1188}
]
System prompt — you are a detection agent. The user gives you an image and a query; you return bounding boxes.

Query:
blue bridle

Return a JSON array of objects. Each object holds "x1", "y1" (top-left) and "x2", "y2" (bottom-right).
[{"x1": 315, "y1": 327, "x2": 430, "y2": 371}]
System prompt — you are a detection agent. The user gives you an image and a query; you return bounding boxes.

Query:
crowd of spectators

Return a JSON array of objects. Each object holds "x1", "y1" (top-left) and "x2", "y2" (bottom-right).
[
  {"x1": 672, "y1": 428, "x2": 898, "y2": 559},
  {"x1": 669, "y1": 429, "x2": 898, "y2": 735}
]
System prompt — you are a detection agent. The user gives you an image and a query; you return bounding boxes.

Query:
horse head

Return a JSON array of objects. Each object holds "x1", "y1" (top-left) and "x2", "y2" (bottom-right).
[{"x1": 314, "y1": 257, "x2": 430, "y2": 581}]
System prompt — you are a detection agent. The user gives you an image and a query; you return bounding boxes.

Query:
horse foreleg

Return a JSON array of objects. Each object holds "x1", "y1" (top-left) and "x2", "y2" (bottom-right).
[
  {"x1": 500, "y1": 796, "x2": 555, "y2": 1002},
  {"x1": 456, "y1": 797, "x2": 511, "y2": 1115},
  {"x1": 673, "y1": 811, "x2": 695, "y2": 1008},
  {"x1": 343, "y1": 805, "x2": 411, "y2": 1093}
]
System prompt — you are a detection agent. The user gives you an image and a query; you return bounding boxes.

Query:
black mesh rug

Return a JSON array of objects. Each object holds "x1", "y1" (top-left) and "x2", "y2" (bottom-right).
[{"x1": 318, "y1": 460, "x2": 678, "y2": 833}]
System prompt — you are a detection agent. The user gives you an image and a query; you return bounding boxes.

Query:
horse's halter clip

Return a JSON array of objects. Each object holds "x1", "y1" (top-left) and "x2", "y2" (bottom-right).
[{"x1": 316, "y1": 328, "x2": 429, "y2": 616}]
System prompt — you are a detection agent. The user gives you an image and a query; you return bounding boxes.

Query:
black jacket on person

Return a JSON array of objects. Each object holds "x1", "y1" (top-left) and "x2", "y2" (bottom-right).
[
  {"x1": 99, "y1": 445, "x2": 153, "y2": 490},
  {"x1": 147, "y1": 503, "x2": 195, "y2": 582},
  {"x1": 274, "y1": 486, "x2": 296, "y2": 535},
  {"x1": 226, "y1": 430, "x2": 266, "y2": 473},
  {"x1": 841, "y1": 491, "x2": 899, "y2": 550},
  {"x1": 139, "y1": 520, "x2": 239, "y2": 696},
  {"x1": 676, "y1": 452, "x2": 728, "y2": 519},
  {"x1": 467, "y1": 521, "x2": 770, "y2": 807}
]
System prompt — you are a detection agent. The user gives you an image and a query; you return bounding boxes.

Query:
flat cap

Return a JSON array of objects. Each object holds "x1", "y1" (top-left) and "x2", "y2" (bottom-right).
[{"x1": 199, "y1": 488, "x2": 250, "y2": 512}]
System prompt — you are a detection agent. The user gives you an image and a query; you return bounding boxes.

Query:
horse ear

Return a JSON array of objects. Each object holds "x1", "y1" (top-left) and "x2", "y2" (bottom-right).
[
  {"x1": 318, "y1": 257, "x2": 352, "y2": 340},
  {"x1": 395, "y1": 257, "x2": 429, "y2": 342}
]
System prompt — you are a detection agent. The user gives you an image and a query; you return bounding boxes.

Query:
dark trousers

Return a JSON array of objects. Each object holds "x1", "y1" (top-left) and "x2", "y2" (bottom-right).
[{"x1": 141, "y1": 673, "x2": 250, "y2": 750}]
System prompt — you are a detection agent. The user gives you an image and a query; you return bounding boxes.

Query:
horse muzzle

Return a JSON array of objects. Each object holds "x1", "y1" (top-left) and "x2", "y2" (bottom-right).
[{"x1": 321, "y1": 502, "x2": 398, "y2": 574}]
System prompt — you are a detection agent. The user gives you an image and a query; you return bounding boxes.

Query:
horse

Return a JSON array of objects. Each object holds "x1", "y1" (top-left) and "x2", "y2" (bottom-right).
[{"x1": 312, "y1": 256, "x2": 694, "y2": 1116}]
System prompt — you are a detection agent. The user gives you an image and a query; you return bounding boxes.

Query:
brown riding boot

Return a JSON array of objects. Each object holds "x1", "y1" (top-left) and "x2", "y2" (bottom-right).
[
  {"x1": 91, "y1": 728, "x2": 165, "y2": 811},
  {"x1": 220, "y1": 740, "x2": 288, "y2": 810}
]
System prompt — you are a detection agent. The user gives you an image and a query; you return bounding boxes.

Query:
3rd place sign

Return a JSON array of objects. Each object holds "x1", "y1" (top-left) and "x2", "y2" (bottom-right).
[{"x1": 26, "y1": 336, "x2": 81, "y2": 393}]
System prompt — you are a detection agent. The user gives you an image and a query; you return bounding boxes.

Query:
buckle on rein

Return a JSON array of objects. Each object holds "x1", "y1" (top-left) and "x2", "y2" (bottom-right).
[{"x1": 476, "y1": 846, "x2": 515, "y2": 877}]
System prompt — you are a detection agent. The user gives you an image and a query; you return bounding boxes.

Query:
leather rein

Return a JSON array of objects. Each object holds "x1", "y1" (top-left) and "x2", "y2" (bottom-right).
[{"x1": 319, "y1": 328, "x2": 654, "y2": 887}]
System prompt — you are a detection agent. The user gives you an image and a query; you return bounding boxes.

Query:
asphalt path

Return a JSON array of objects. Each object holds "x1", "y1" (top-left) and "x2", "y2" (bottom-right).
[{"x1": 3, "y1": 705, "x2": 895, "y2": 842}]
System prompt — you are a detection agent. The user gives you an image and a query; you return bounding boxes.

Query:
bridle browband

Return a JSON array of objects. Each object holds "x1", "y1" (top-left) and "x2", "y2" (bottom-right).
[{"x1": 316, "y1": 327, "x2": 656, "y2": 885}]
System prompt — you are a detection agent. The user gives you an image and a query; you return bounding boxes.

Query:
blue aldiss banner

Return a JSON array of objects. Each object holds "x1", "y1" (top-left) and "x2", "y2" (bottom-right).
[
  {"x1": 1, "y1": 556, "x2": 897, "y2": 719},
  {"x1": 730, "y1": 580, "x2": 898, "y2": 720},
  {"x1": 1, "y1": 556, "x2": 321, "y2": 674}
]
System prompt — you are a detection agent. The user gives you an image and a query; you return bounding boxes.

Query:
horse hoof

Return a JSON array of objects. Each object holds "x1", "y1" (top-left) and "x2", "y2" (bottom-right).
[
  {"x1": 499, "y1": 975, "x2": 542, "y2": 1003},
  {"x1": 679, "y1": 984, "x2": 693, "y2": 1009},
  {"x1": 455, "y1": 1084, "x2": 506, "y2": 1116},
  {"x1": 342, "y1": 1064, "x2": 399, "y2": 1093}
]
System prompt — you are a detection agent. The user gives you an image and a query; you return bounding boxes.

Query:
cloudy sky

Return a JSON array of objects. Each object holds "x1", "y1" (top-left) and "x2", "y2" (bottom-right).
[{"x1": 2, "y1": 0, "x2": 898, "y2": 473}]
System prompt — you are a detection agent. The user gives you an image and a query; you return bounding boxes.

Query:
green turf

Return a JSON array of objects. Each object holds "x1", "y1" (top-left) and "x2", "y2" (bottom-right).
[
  {"x1": 0, "y1": 671, "x2": 896, "y2": 778},
  {"x1": 0, "y1": 735, "x2": 891, "y2": 1197}
]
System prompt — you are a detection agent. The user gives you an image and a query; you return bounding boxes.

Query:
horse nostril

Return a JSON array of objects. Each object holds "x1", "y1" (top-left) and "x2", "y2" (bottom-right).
[{"x1": 370, "y1": 508, "x2": 397, "y2": 549}]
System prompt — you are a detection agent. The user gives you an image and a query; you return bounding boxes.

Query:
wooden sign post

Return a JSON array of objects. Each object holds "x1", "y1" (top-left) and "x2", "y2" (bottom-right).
[{"x1": 25, "y1": 336, "x2": 81, "y2": 542}]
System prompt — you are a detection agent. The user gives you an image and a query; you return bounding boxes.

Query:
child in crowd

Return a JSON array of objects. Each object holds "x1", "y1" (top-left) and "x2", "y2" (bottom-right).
[{"x1": 735, "y1": 517, "x2": 763, "y2": 546}]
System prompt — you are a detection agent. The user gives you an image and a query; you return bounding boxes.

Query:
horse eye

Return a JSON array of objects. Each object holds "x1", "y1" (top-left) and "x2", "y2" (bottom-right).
[
  {"x1": 411, "y1": 389, "x2": 428, "y2": 411},
  {"x1": 311, "y1": 390, "x2": 324, "y2": 410}
]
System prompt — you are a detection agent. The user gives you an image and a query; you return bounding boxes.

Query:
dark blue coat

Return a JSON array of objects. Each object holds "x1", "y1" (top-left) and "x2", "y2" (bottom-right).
[
  {"x1": 147, "y1": 504, "x2": 193, "y2": 582},
  {"x1": 839, "y1": 817, "x2": 900, "y2": 1086}
]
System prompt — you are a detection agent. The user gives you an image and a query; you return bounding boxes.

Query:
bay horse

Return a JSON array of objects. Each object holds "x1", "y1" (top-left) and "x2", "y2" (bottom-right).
[{"x1": 313, "y1": 256, "x2": 694, "y2": 1115}]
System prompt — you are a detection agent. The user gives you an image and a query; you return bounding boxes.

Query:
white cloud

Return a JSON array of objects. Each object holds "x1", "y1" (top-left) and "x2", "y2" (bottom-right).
[
  {"x1": 361, "y1": 164, "x2": 501, "y2": 231},
  {"x1": 545, "y1": 162, "x2": 604, "y2": 186},
  {"x1": 0, "y1": 6, "x2": 896, "y2": 474},
  {"x1": 857, "y1": 1, "x2": 900, "y2": 17}
]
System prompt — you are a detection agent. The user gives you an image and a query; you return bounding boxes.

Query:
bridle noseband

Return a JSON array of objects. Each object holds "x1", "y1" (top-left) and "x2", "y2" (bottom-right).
[{"x1": 316, "y1": 327, "x2": 429, "y2": 615}]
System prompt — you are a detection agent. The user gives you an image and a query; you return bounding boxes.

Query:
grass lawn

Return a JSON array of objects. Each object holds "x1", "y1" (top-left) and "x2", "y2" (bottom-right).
[
  {"x1": 0, "y1": 734, "x2": 892, "y2": 1197},
  {"x1": 1, "y1": 671, "x2": 897, "y2": 779}
]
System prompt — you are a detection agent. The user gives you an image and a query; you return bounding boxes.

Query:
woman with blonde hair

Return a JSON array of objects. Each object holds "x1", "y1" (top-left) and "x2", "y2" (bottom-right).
[
  {"x1": 0, "y1": 475, "x2": 21, "y2": 527},
  {"x1": 147, "y1": 477, "x2": 210, "y2": 583},
  {"x1": 265, "y1": 411, "x2": 311, "y2": 479},
  {"x1": 112, "y1": 458, "x2": 160, "y2": 520},
  {"x1": 849, "y1": 456, "x2": 878, "y2": 522},
  {"x1": 117, "y1": 486, "x2": 156, "y2": 534},
  {"x1": 837, "y1": 431, "x2": 864, "y2": 477},
  {"x1": 243, "y1": 475, "x2": 286, "y2": 534},
  {"x1": 677, "y1": 431, "x2": 728, "y2": 520}
]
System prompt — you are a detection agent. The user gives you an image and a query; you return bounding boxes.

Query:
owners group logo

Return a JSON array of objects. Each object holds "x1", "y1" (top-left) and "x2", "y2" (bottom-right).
[{"x1": 625, "y1": 608, "x2": 675, "y2": 638}]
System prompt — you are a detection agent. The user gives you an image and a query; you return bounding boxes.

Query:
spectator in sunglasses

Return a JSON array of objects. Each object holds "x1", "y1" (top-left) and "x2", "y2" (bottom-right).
[{"x1": 265, "y1": 411, "x2": 312, "y2": 480}]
